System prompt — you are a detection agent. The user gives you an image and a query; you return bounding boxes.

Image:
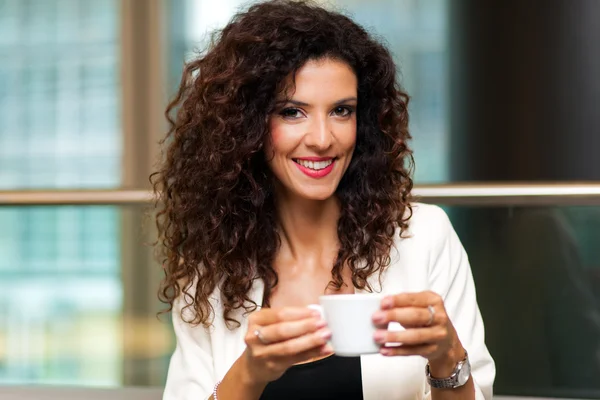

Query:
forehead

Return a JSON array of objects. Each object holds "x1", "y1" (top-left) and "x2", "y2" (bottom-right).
[{"x1": 281, "y1": 58, "x2": 358, "y2": 100}]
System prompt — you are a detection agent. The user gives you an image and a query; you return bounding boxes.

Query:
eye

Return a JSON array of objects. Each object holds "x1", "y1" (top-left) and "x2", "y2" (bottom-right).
[
  {"x1": 279, "y1": 108, "x2": 304, "y2": 119},
  {"x1": 332, "y1": 106, "x2": 353, "y2": 117}
]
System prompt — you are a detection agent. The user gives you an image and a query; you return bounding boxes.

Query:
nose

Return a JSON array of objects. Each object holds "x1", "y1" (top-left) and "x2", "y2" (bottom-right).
[{"x1": 304, "y1": 115, "x2": 333, "y2": 151}]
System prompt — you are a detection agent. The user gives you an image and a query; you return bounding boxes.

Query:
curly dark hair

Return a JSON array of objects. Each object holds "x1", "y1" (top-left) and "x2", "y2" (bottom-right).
[{"x1": 152, "y1": 0, "x2": 414, "y2": 328}]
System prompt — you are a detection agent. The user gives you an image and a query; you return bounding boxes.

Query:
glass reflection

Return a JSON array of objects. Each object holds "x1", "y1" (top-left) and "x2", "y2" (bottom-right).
[
  {"x1": 0, "y1": 0, "x2": 123, "y2": 384},
  {"x1": 0, "y1": 0, "x2": 121, "y2": 189},
  {"x1": 449, "y1": 205, "x2": 600, "y2": 398},
  {"x1": 0, "y1": 206, "x2": 171, "y2": 387}
]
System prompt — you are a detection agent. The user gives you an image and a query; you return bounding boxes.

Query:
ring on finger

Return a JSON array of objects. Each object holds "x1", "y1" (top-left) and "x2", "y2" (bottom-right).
[
  {"x1": 254, "y1": 328, "x2": 270, "y2": 345},
  {"x1": 425, "y1": 305, "x2": 435, "y2": 327}
]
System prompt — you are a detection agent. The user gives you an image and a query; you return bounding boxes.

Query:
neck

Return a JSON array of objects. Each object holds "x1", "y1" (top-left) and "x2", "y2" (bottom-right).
[{"x1": 274, "y1": 189, "x2": 341, "y2": 262}]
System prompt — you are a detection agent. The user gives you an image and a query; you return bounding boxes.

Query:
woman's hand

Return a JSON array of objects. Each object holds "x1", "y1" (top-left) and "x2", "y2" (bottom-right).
[
  {"x1": 372, "y1": 291, "x2": 466, "y2": 377},
  {"x1": 242, "y1": 307, "x2": 332, "y2": 385}
]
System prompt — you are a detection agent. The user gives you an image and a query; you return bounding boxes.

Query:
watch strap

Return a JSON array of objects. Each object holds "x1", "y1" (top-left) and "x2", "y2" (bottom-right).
[
  {"x1": 426, "y1": 350, "x2": 469, "y2": 389},
  {"x1": 426, "y1": 368, "x2": 459, "y2": 389}
]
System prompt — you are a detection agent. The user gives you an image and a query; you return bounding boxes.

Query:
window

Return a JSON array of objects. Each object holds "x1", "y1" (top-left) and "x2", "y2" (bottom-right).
[
  {"x1": 449, "y1": 205, "x2": 600, "y2": 398},
  {"x1": 0, "y1": 0, "x2": 123, "y2": 386}
]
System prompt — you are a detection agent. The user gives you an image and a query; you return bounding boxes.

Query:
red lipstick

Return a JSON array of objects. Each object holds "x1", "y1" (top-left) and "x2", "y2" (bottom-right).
[{"x1": 293, "y1": 158, "x2": 336, "y2": 178}]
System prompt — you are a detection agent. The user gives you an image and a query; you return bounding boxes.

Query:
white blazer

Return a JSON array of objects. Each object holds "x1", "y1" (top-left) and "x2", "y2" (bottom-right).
[{"x1": 163, "y1": 203, "x2": 496, "y2": 400}]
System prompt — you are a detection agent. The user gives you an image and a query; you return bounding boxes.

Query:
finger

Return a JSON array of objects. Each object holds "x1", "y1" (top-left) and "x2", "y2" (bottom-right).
[
  {"x1": 373, "y1": 306, "x2": 444, "y2": 328},
  {"x1": 260, "y1": 327, "x2": 332, "y2": 358},
  {"x1": 258, "y1": 344, "x2": 333, "y2": 375},
  {"x1": 250, "y1": 307, "x2": 321, "y2": 327},
  {"x1": 257, "y1": 317, "x2": 327, "y2": 344},
  {"x1": 380, "y1": 291, "x2": 443, "y2": 310},
  {"x1": 379, "y1": 343, "x2": 438, "y2": 357},
  {"x1": 282, "y1": 343, "x2": 334, "y2": 366},
  {"x1": 373, "y1": 326, "x2": 447, "y2": 346}
]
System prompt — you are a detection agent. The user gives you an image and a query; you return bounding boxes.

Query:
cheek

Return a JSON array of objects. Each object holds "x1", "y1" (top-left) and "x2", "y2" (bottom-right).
[
  {"x1": 268, "y1": 119, "x2": 296, "y2": 156},
  {"x1": 269, "y1": 127, "x2": 284, "y2": 154},
  {"x1": 341, "y1": 121, "x2": 357, "y2": 150}
]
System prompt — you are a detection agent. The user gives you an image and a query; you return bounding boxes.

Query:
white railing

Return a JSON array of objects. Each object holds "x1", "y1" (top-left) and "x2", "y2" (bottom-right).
[{"x1": 1, "y1": 183, "x2": 600, "y2": 206}]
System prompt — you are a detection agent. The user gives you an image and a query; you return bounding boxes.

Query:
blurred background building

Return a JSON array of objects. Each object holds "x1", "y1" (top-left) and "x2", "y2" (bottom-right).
[{"x1": 0, "y1": 0, "x2": 599, "y2": 399}]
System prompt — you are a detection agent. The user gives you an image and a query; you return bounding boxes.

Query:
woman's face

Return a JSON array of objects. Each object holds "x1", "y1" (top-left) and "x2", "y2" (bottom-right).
[{"x1": 266, "y1": 58, "x2": 357, "y2": 201}]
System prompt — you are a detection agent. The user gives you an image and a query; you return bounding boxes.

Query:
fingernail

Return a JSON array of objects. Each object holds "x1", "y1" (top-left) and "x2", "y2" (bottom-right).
[
  {"x1": 321, "y1": 344, "x2": 334, "y2": 354},
  {"x1": 373, "y1": 331, "x2": 385, "y2": 343},
  {"x1": 380, "y1": 348, "x2": 392, "y2": 356},
  {"x1": 381, "y1": 297, "x2": 393, "y2": 310},
  {"x1": 320, "y1": 329, "x2": 332, "y2": 340},
  {"x1": 311, "y1": 310, "x2": 322, "y2": 318},
  {"x1": 316, "y1": 319, "x2": 327, "y2": 328},
  {"x1": 372, "y1": 311, "x2": 385, "y2": 323}
]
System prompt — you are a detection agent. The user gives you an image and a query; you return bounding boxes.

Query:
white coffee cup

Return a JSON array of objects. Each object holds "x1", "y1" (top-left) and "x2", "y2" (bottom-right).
[{"x1": 309, "y1": 293, "x2": 383, "y2": 357}]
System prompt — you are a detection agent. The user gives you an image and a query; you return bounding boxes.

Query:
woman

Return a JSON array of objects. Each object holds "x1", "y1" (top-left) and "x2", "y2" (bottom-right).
[{"x1": 154, "y1": 1, "x2": 495, "y2": 399}]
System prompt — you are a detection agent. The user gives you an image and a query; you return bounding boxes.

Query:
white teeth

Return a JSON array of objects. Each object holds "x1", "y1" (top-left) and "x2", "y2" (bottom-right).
[{"x1": 296, "y1": 159, "x2": 333, "y2": 170}]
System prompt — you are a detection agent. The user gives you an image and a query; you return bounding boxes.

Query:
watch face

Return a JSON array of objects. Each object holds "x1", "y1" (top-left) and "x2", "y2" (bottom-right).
[{"x1": 457, "y1": 360, "x2": 471, "y2": 386}]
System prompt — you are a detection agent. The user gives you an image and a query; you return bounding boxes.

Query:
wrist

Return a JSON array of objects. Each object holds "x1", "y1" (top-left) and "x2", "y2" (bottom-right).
[
  {"x1": 238, "y1": 353, "x2": 270, "y2": 388},
  {"x1": 428, "y1": 344, "x2": 466, "y2": 378},
  {"x1": 230, "y1": 352, "x2": 268, "y2": 394},
  {"x1": 216, "y1": 355, "x2": 267, "y2": 400}
]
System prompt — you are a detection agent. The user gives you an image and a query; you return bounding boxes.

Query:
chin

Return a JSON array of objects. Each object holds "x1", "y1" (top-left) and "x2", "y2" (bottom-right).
[{"x1": 295, "y1": 187, "x2": 337, "y2": 201}]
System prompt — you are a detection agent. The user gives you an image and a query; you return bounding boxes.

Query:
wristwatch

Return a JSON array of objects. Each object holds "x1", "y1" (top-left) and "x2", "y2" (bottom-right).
[{"x1": 426, "y1": 350, "x2": 471, "y2": 389}]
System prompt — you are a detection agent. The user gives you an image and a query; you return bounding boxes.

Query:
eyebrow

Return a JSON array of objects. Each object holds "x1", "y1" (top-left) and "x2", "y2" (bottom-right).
[{"x1": 275, "y1": 97, "x2": 358, "y2": 107}]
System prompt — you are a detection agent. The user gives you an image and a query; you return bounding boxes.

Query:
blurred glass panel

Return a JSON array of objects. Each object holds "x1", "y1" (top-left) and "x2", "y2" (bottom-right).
[
  {"x1": 0, "y1": 206, "x2": 121, "y2": 385},
  {"x1": 0, "y1": 0, "x2": 125, "y2": 385},
  {"x1": 166, "y1": 0, "x2": 449, "y2": 183},
  {"x1": 448, "y1": 205, "x2": 600, "y2": 399},
  {"x1": 0, "y1": 205, "x2": 170, "y2": 387},
  {"x1": 0, "y1": 0, "x2": 121, "y2": 189}
]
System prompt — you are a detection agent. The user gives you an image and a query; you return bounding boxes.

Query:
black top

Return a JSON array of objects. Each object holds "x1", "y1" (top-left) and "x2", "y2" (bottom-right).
[{"x1": 259, "y1": 354, "x2": 363, "y2": 400}]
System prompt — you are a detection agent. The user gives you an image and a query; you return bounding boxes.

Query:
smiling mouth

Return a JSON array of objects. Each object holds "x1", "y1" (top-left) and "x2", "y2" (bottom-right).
[{"x1": 292, "y1": 158, "x2": 335, "y2": 171}]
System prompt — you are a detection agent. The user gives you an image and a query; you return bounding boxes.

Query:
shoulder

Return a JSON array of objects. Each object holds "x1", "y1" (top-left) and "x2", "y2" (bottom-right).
[
  {"x1": 406, "y1": 202, "x2": 451, "y2": 229},
  {"x1": 376, "y1": 203, "x2": 460, "y2": 292},
  {"x1": 390, "y1": 203, "x2": 466, "y2": 282},
  {"x1": 400, "y1": 202, "x2": 455, "y2": 251}
]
